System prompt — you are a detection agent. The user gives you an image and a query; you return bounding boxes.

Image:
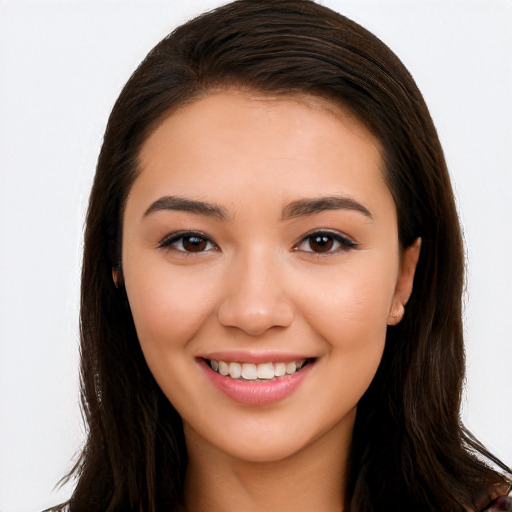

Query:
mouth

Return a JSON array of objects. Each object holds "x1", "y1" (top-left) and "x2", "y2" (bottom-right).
[
  {"x1": 205, "y1": 358, "x2": 313, "y2": 382},
  {"x1": 200, "y1": 356, "x2": 316, "y2": 405}
]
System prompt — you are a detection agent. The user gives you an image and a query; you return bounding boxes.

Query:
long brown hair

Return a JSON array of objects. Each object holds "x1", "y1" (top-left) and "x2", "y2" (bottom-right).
[{"x1": 70, "y1": 1, "x2": 511, "y2": 510}]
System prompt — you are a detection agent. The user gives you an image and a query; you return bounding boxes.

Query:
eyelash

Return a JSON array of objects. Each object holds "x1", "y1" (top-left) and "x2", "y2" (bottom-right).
[
  {"x1": 293, "y1": 230, "x2": 357, "y2": 255},
  {"x1": 158, "y1": 230, "x2": 356, "y2": 255},
  {"x1": 158, "y1": 231, "x2": 218, "y2": 254}
]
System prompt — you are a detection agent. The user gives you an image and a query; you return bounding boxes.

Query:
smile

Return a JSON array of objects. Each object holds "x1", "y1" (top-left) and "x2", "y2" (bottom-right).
[
  {"x1": 206, "y1": 359, "x2": 310, "y2": 381},
  {"x1": 202, "y1": 357, "x2": 315, "y2": 405}
]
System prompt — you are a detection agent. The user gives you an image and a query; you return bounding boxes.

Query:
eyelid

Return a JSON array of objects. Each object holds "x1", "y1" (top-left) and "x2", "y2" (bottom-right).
[
  {"x1": 156, "y1": 229, "x2": 356, "y2": 254},
  {"x1": 157, "y1": 230, "x2": 218, "y2": 252},
  {"x1": 293, "y1": 229, "x2": 357, "y2": 254}
]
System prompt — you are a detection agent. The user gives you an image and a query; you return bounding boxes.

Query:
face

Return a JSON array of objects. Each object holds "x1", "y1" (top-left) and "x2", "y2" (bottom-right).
[{"x1": 121, "y1": 90, "x2": 419, "y2": 464}]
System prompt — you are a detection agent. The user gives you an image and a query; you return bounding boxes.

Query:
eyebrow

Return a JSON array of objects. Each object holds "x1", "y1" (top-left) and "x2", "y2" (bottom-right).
[
  {"x1": 282, "y1": 195, "x2": 373, "y2": 220},
  {"x1": 143, "y1": 195, "x2": 229, "y2": 220},
  {"x1": 143, "y1": 194, "x2": 373, "y2": 221}
]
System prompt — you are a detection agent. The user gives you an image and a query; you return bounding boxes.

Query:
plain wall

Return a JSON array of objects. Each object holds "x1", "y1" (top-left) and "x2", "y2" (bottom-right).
[{"x1": 0, "y1": 1, "x2": 510, "y2": 510}]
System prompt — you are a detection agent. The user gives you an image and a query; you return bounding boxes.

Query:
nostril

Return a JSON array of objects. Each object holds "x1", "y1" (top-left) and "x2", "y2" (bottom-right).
[{"x1": 217, "y1": 300, "x2": 294, "y2": 335}]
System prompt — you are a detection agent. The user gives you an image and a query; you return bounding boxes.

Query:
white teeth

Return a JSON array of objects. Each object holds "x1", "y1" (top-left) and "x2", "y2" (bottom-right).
[
  {"x1": 208, "y1": 359, "x2": 308, "y2": 380},
  {"x1": 228, "y1": 362, "x2": 242, "y2": 379},
  {"x1": 218, "y1": 361, "x2": 229, "y2": 376},
  {"x1": 286, "y1": 361, "x2": 297, "y2": 374},
  {"x1": 241, "y1": 363, "x2": 257, "y2": 380},
  {"x1": 274, "y1": 362, "x2": 286, "y2": 377},
  {"x1": 257, "y1": 362, "x2": 274, "y2": 379}
]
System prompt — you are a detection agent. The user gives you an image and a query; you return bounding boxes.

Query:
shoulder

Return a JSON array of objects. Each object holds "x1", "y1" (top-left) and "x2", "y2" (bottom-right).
[
  {"x1": 481, "y1": 483, "x2": 512, "y2": 511},
  {"x1": 482, "y1": 495, "x2": 512, "y2": 511}
]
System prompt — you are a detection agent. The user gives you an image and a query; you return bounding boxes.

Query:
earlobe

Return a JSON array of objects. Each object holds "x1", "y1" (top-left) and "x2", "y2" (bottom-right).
[
  {"x1": 387, "y1": 238, "x2": 421, "y2": 326},
  {"x1": 387, "y1": 303, "x2": 405, "y2": 326},
  {"x1": 112, "y1": 262, "x2": 124, "y2": 288},
  {"x1": 112, "y1": 268, "x2": 120, "y2": 288}
]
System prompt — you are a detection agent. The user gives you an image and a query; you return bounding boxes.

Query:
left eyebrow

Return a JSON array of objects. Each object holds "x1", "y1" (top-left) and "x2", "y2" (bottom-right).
[
  {"x1": 281, "y1": 195, "x2": 373, "y2": 220},
  {"x1": 143, "y1": 195, "x2": 229, "y2": 220}
]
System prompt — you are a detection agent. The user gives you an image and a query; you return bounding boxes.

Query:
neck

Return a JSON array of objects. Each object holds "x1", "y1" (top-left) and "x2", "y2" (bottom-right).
[{"x1": 182, "y1": 417, "x2": 352, "y2": 512}]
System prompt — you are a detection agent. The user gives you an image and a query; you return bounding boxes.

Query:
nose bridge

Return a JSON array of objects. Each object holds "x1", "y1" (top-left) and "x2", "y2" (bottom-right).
[{"x1": 217, "y1": 245, "x2": 294, "y2": 335}]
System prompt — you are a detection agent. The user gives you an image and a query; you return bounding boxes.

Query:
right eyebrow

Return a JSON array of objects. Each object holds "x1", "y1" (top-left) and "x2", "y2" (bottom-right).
[
  {"x1": 143, "y1": 195, "x2": 229, "y2": 220},
  {"x1": 281, "y1": 195, "x2": 373, "y2": 220}
]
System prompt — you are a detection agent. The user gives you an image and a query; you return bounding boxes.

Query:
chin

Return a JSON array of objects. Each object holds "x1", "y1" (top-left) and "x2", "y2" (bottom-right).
[{"x1": 183, "y1": 406, "x2": 356, "y2": 466}]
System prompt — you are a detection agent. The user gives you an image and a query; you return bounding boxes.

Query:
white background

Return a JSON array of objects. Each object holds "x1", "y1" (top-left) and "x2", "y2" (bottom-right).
[{"x1": 0, "y1": 1, "x2": 511, "y2": 511}]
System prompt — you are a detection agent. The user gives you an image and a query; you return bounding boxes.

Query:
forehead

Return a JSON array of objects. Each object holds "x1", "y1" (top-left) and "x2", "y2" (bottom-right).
[
  {"x1": 130, "y1": 89, "x2": 391, "y2": 219},
  {"x1": 140, "y1": 89, "x2": 382, "y2": 167}
]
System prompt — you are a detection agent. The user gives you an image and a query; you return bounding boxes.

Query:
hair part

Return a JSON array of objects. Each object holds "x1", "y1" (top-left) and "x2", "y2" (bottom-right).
[{"x1": 70, "y1": 1, "x2": 511, "y2": 511}]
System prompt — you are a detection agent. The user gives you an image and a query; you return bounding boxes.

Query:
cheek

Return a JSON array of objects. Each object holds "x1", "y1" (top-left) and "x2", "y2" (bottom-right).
[
  {"x1": 298, "y1": 269, "x2": 392, "y2": 416},
  {"x1": 297, "y1": 259, "x2": 397, "y2": 348},
  {"x1": 124, "y1": 264, "x2": 220, "y2": 355}
]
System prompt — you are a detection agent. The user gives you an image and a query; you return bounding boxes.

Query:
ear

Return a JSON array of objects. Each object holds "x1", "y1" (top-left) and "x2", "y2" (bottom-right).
[
  {"x1": 112, "y1": 261, "x2": 124, "y2": 288},
  {"x1": 387, "y1": 238, "x2": 421, "y2": 326}
]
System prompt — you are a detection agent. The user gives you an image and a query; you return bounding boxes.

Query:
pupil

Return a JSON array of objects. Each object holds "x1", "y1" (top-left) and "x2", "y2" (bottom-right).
[
  {"x1": 183, "y1": 236, "x2": 207, "y2": 252},
  {"x1": 310, "y1": 235, "x2": 333, "y2": 252}
]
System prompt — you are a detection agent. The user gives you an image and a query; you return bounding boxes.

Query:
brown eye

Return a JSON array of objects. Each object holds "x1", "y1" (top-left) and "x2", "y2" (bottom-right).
[
  {"x1": 295, "y1": 231, "x2": 356, "y2": 254},
  {"x1": 159, "y1": 232, "x2": 216, "y2": 253},
  {"x1": 309, "y1": 234, "x2": 334, "y2": 252},
  {"x1": 182, "y1": 235, "x2": 208, "y2": 252}
]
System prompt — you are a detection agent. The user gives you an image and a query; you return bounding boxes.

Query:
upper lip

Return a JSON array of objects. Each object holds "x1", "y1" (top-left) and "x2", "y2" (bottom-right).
[{"x1": 199, "y1": 351, "x2": 315, "y2": 364}]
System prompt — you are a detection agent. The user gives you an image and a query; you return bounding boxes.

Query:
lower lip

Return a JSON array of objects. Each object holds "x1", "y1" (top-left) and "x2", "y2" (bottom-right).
[{"x1": 200, "y1": 359, "x2": 314, "y2": 405}]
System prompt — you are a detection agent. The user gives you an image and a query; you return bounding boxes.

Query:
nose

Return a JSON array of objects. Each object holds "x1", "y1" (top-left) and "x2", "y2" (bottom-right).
[{"x1": 217, "y1": 250, "x2": 295, "y2": 336}]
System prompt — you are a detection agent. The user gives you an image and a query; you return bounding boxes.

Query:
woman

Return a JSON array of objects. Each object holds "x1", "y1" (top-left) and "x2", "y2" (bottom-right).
[{"x1": 53, "y1": 1, "x2": 511, "y2": 510}]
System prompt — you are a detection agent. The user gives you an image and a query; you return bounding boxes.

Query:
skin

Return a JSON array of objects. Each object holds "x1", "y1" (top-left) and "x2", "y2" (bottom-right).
[{"x1": 121, "y1": 90, "x2": 420, "y2": 512}]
